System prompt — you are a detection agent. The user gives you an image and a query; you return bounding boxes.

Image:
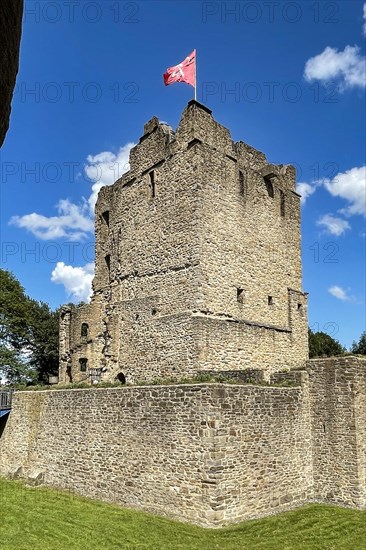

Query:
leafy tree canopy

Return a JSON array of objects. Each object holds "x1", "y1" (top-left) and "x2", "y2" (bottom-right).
[
  {"x1": 308, "y1": 328, "x2": 345, "y2": 359},
  {"x1": 0, "y1": 269, "x2": 59, "y2": 385},
  {"x1": 350, "y1": 331, "x2": 366, "y2": 355}
]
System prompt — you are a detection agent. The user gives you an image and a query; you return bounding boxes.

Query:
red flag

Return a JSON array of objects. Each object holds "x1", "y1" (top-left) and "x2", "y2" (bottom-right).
[{"x1": 163, "y1": 50, "x2": 196, "y2": 87}]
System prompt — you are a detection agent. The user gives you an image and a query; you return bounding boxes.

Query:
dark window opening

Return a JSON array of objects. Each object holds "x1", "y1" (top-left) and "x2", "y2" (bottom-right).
[
  {"x1": 101, "y1": 210, "x2": 110, "y2": 226},
  {"x1": 149, "y1": 171, "x2": 156, "y2": 198},
  {"x1": 81, "y1": 323, "x2": 89, "y2": 338},
  {"x1": 105, "y1": 254, "x2": 111, "y2": 272},
  {"x1": 280, "y1": 190, "x2": 285, "y2": 217},
  {"x1": 297, "y1": 303, "x2": 302, "y2": 311},
  {"x1": 79, "y1": 358, "x2": 88, "y2": 372},
  {"x1": 187, "y1": 138, "x2": 202, "y2": 149},
  {"x1": 237, "y1": 288, "x2": 245, "y2": 304},
  {"x1": 239, "y1": 171, "x2": 245, "y2": 196},
  {"x1": 151, "y1": 308, "x2": 157, "y2": 316},
  {"x1": 264, "y1": 177, "x2": 274, "y2": 198},
  {"x1": 116, "y1": 372, "x2": 126, "y2": 384},
  {"x1": 268, "y1": 295, "x2": 274, "y2": 305}
]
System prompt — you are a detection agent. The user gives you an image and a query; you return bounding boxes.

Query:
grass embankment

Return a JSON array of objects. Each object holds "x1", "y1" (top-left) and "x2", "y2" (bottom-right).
[
  {"x1": 0, "y1": 478, "x2": 365, "y2": 549},
  {"x1": 12, "y1": 372, "x2": 296, "y2": 391}
]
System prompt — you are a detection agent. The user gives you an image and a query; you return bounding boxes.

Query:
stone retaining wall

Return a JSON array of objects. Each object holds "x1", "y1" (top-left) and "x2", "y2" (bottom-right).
[{"x1": 0, "y1": 357, "x2": 365, "y2": 526}]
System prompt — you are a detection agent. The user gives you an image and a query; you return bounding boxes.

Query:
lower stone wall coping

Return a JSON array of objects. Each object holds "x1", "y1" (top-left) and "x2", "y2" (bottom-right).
[{"x1": 13, "y1": 382, "x2": 304, "y2": 397}]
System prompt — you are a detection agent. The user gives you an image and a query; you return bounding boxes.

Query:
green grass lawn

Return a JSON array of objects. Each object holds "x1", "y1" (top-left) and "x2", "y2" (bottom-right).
[{"x1": 0, "y1": 478, "x2": 365, "y2": 550}]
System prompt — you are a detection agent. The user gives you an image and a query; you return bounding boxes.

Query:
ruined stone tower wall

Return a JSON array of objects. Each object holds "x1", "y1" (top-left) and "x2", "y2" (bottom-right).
[
  {"x1": 59, "y1": 299, "x2": 105, "y2": 383},
  {"x1": 177, "y1": 105, "x2": 308, "y2": 375},
  {"x1": 90, "y1": 116, "x2": 204, "y2": 382},
  {"x1": 60, "y1": 101, "x2": 308, "y2": 383}
]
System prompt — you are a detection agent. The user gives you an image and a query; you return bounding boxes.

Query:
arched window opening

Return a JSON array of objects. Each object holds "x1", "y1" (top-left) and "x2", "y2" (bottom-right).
[
  {"x1": 116, "y1": 372, "x2": 126, "y2": 384},
  {"x1": 264, "y1": 177, "x2": 274, "y2": 198},
  {"x1": 81, "y1": 323, "x2": 89, "y2": 338}
]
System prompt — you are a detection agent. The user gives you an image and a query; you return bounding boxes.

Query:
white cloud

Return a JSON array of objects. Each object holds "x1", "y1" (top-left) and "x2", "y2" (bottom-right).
[
  {"x1": 10, "y1": 199, "x2": 94, "y2": 241},
  {"x1": 296, "y1": 182, "x2": 317, "y2": 205},
  {"x1": 51, "y1": 262, "x2": 95, "y2": 303},
  {"x1": 322, "y1": 166, "x2": 366, "y2": 217},
  {"x1": 316, "y1": 214, "x2": 351, "y2": 236},
  {"x1": 10, "y1": 143, "x2": 135, "y2": 241},
  {"x1": 304, "y1": 45, "x2": 366, "y2": 89},
  {"x1": 328, "y1": 285, "x2": 354, "y2": 302},
  {"x1": 302, "y1": 166, "x2": 365, "y2": 235},
  {"x1": 85, "y1": 143, "x2": 134, "y2": 211}
]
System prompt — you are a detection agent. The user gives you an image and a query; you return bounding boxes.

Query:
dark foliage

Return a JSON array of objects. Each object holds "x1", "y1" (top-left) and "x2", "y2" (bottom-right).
[{"x1": 0, "y1": 269, "x2": 59, "y2": 385}]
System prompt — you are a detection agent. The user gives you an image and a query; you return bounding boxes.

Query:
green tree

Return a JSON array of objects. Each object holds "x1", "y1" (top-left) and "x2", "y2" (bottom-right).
[
  {"x1": 0, "y1": 269, "x2": 30, "y2": 348},
  {"x1": 0, "y1": 269, "x2": 59, "y2": 385},
  {"x1": 27, "y1": 299, "x2": 59, "y2": 383},
  {"x1": 350, "y1": 331, "x2": 366, "y2": 355},
  {"x1": 0, "y1": 269, "x2": 32, "y2": 384},
  {"x1": 308, "y1": 328, "x2": 345, "y2": 358}
]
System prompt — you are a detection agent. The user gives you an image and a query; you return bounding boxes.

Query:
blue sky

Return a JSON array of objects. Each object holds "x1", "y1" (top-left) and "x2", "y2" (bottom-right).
[{"x1": 1, "y1": 0, "x2": 365, "y2": 349}]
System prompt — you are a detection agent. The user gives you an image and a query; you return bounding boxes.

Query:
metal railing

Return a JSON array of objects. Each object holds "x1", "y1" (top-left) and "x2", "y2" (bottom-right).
[{"x1": 0, "y1": 391, "x2": 13, "y2": 410}]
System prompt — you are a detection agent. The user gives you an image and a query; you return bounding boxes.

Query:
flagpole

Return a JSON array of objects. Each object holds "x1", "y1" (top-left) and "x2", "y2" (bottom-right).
[{"x1": 194, "y1": 49, "x2": 197, "y2": 101}]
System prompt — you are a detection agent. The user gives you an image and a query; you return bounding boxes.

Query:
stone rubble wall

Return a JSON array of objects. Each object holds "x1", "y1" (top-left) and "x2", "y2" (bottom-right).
[
  {"x1": 1, "y1": 358, "x2": 365, "y2": 527},
  {"x1": 60, "y1": 101, "x2": 308, "y2": 383},
  {"x1": 0, "y1": 383, "x2": 310, "y2": 526},
  {"x1": 308, "y1": 357, "x2": 366, "y2": 508}
]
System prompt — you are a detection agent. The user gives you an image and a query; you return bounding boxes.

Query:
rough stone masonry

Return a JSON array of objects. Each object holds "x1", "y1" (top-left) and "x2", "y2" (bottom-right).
[
  {"x1": 1, "y1": 103, "x2": 364, "y2": 527},
  {"x1": 0, "y1": 358, "x2": 365, "y2": 526},
  {"x1": 59, "y1": 100, "x2": 309, "y2": 384}
]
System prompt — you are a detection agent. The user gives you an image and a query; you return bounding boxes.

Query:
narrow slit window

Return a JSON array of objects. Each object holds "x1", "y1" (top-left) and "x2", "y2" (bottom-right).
[
  {"x1": 79, "y1": 358, "x2": 88, "y2": 372},
  {"x1": 280, "y1": 190, "x2": 285, "y2": 217},
  {"x1": 81, "y1": 323, "x2": 89, "y2": 338},
  {"x1": 149, "y1": 170, "x2": 156, "y2": 198},
  {"x1": 297, "y1": 303, "x2": 302, "y2": 311},
  {"x1": 101, "y1": 210, "x2": 110, "y2": 226},
  {"x1": 264, "y1": 177, "x2": 274, "y2": 198},
  {"x1": 105, "y1": 254, "x2": 111, "y2": 273},
  {"x1": 268, "y1": 295, "x2": 274, "y2": 305},
  {"x1": 239, "y1": 171, "x2": 245, "y2": 196},
  {"x1": 237, "y1": 288, "x2": 245, "y2": 304}
]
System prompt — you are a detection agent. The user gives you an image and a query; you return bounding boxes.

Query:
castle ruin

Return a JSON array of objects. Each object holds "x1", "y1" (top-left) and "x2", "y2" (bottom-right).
[
  {"x1": 59, "y1": 100, "x2": 308, "y2": 384},
  {"x1": 1, "y1": 102, "x2": 364, "y2": 528}
]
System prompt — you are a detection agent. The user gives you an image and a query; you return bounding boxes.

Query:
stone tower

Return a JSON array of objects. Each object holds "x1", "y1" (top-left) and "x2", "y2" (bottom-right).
[{"x1": 59, "y1": 101, "x2": 308, "y2": 384}]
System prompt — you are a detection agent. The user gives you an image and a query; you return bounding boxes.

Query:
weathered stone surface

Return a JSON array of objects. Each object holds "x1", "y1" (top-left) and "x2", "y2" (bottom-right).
[
  {"x1": 0, "y1": 0, "x2": 23, "y2": 147},
  {"x1": 308, "y1": 357, "x2": 366, "y2": 508},
  {"x1": 59, "y1": 101, "x2": 308, "y2": 385},
  {"x1": 0, "y1": 357, "x2": 365, "y2": 526}
]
